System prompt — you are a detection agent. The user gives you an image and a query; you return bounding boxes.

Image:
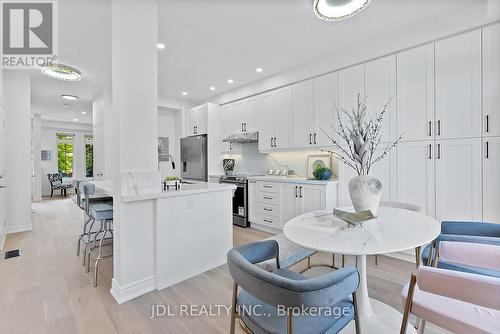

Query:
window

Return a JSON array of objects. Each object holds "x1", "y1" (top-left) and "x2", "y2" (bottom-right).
[
  {"x1": 57, "y1": 133, "x2": 74, "y2": 177},
  {"x1": 85, "y1": 135, "x2": 94, "y2": 177}
]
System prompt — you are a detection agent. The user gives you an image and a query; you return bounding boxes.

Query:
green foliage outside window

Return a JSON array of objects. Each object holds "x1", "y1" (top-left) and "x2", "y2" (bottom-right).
[
  {"x1": 58, "y1": 142, "x2": 73, "y2": 177},
  {"x1": 86, "y1": 144, "x2": 94, "y2": 177}
]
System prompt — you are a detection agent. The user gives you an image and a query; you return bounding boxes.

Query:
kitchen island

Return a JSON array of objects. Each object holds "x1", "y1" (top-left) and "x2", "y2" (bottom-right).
[{"x1": 91, "y1": 180, "x2": 236, "y2": 302}]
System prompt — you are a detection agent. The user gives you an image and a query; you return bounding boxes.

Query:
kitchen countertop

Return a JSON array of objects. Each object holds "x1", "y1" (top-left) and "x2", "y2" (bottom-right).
[{"x1": 247, "y1": 175, "x2": 338, "y2": 185}]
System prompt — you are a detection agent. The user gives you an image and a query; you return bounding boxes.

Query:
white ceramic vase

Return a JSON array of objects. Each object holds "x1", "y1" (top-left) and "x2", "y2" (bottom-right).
[{"x1": 348, "y1": 175, "x2": 383, "y2": 215}]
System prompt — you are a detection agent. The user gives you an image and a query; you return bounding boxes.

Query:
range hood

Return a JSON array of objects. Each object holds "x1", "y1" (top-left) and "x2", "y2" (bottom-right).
[{"x1": 223, "y1": 131, "x2": 259, "y2": 143}]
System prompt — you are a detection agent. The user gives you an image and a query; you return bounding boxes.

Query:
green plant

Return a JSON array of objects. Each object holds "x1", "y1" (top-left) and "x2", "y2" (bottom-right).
[{"x1": 164, "y1": 176, "x2": 180, "y2": 181}]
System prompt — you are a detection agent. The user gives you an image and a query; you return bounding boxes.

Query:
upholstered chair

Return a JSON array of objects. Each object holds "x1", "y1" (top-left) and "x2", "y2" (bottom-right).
[
  {"x1": 401, "y1": 242, "x2": 500, "y2": 334},
  {"x1": 227, "y1": 240, "x2": 361, "y2": 334}
]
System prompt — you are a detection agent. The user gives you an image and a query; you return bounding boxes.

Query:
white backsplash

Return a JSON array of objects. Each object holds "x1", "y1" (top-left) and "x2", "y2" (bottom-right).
[{"x1": 221, "y1": 143, "x2": 338, "y2": 179}]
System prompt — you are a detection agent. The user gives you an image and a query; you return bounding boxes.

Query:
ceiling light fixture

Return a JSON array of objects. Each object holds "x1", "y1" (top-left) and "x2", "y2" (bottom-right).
[
  {"x1": 157, "y1": 43, "x2": 166, "y2": 50},
  {"x1": 41, "y1": 64, "x2": 82, "y2": 81},
  {"x1": 313, "y1": 0, "x2": 371, "y2": 21},
  {"x1": 210, "y1": 86, "x2": 216, "y2": 91},
  {"x1": 73, "y1": 118, "x2": 78, "y2": 122},
  {"x1": 256, "y1": 67, "x2": 263, "y2": 73},
  {"x1": 81, "y1": 111, "x2": 86, "y2": 115},
  {"x1": 227, "y1": 79, "x2": 234, "y2": 84},
  {"x1": 182, "y1": 91, "x2": 188, "y2": 96},
  {"x1": 61, "y1": 94, "x2": 79, "y2": 101}
]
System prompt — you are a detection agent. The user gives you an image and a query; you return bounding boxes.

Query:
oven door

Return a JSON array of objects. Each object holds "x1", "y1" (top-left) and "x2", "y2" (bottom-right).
[{"x1": 219, "y1": 181, "x2": 248, "y2": 227}]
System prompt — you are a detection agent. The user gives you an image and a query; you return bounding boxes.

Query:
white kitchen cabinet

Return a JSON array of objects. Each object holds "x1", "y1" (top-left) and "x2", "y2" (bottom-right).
[
  {"x1": 483, "y1": 137, "x2": 500, "y2": 223},
  {"x1": 435, "y1": 30, "x2": 482, "y2": 139},
  {"x1": 232, "y1": 97, "x2": 258, "y2": 134},
  {"x1": 185, "y1": 105, "x2": 208, "y2": 136},
  {"x1": 248, "y1": 180, "x2": 258, "y2": 223},
  {"x1": 258, "y1": 92, "x2": 274, "y2": 151},
  {"x1": 273, "y1": 87, "x2": 293, "y2": 149},
  {"x1": 337, "y1": 64, "x2": 365, "y2": 142},
  {"x1": 365, "y1": 55, "x2": 397, "y2": 143},
  {"x1": 397, "y1": 140, "x2": 436, "y2": 217},
  {"x1": 219, "y1": 104, "x2": 241, "y2": 154},
  {"x1": 300, "y1": 185, "x2": 326, "y2": 214},
  {"x1": 279, "y1": 183, "x2": 301, "y2": 227},
  {"x1": 313, "y1": 73, "x2": 337, "y2": 147},
  {"x1": 93, "y1": 123, "x2": 105, "y2": 179},
  {"x1": 435, "y1": 138, "x2": 482, "y2": 222},
  {"x1": 231, "y1": 100, "x2": 245, "y2": 134},
  {"x1": 292, "y1": 79, "x2": 315, "y2": 147},
  {"x1": 483, "y1": 23, "x2": 500, "y2": 137},
  {"x1": 397, "y1": 44, "x2": 435, "y2": 141}
]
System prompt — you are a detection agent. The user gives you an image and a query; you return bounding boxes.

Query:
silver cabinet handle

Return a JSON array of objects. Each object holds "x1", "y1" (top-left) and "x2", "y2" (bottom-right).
[
  {"x1": 263, "y1": 219, "x2": 272, "y2": 223},
  {"x1": 274, "y1": 137, "x2": 277, "y2": 147},
  {"x1": 486, "y1": 141, "x2": 489, "y2": 159},
  {"x1": 294, "y1": 186, "x2": 298, "y2": 198},
  {"x1": 263, "y1": 208, "x2": 272, "y2": 212},
  {"x1": 428, "y1": 144, "x2": 432, "y2": 159},
  {"x1": 249, "y1": 181, "x2": 256, "y2": 183},
  {"x1": 263, "y1": 185, "x2": 272, "y2": 189},
  {"x1": 229, "y1": 142, "x2": 232, "y2": 150},
  {"x1": 486, "y1": 115, "x2": 490, "y2": 133},
  {"x1": 263, "y1": 196, "x2": 273, "y2": 200},
  {"x1": 437, "y1": 144, "x2": 441, "y2": 159},
  {"x1": 299, "y1": 186, "x2": 303, "y2": 198},
  {"x1": 437, "y1": 120, "x2": 441, "y2": 136},
  {"x1": 244, "y1": 123, "x2": 247, "y2": 132},
  {"x1": 309, "y1": 133, "x2": 312, "y2": 145},
  {"x1": 314, "y1": 133, "x2": 317, "y2": 145},
  {"x1": 241, "y1": 123, "x2": 244, "y2": 132},
  {"x1": 428, "y1": 121, "x2": 432, "y2": 137}
]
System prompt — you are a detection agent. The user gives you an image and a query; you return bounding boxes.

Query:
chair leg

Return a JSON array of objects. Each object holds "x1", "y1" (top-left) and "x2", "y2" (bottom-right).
[
  {"x1": 342, "y1": 254, "x2": 345, "y2": 267},
  {"x1": 375, "y1": 254, "x2": 378, "y2": 265},
  {"x1": 287, "y1": 311, "x2": 293, "y2": 334},
  {"x1": 230, "y1": 282, "x2": 238, "y2": 334},
  {"x1": 401, "y1": 274, "x2": 417, "y2": 334},
  {"x1": 352, "y1": 292, "x2": 361, "y2": 334},
  {"x1": 332, "y1": 254, "x2": 335, "y2": 268},
  {"x1": 415, "y1": 246, "x2": 421, "y2": 268}
]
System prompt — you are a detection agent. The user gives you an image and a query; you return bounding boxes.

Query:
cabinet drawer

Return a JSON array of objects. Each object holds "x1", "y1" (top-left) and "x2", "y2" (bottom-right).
[
  {"x1": 258, "y1": 192, "x2": 278, "y2": 204},
  {"x1": 258, "y1": 216, "x2": 278, "y2": 226},
  {"x1": 258, "y1": 182, "x2": 277, "y2": 193},
  {"x1": 259, "y1": 204, "x2": 278, "y2": 217}
]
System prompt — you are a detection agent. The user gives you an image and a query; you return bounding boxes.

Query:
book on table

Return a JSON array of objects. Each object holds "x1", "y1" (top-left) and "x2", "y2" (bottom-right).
[{"x1": 333, "y1": 209, "x2": 376, "y2": 226}]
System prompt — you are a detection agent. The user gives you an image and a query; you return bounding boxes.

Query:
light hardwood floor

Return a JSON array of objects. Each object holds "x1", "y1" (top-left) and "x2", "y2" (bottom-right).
[{"x1": 0, "y1": 197, "x2": 448, "y2": 334}]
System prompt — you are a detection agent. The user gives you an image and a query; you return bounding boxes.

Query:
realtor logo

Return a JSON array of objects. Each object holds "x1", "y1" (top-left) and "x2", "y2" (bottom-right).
[{"x1": 1, "y1": 1, "x2": 58, "y2": 68}]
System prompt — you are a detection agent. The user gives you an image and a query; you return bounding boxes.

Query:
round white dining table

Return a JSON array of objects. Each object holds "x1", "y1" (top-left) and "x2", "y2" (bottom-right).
[{"x1": 283, "y1": 207, "x2": 440, "y2": 334}]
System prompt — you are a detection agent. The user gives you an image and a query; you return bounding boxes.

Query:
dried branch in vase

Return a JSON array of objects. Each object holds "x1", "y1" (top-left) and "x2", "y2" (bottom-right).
[{"x1": 320, "y1": 93, "x2": 403, "y2": 176}]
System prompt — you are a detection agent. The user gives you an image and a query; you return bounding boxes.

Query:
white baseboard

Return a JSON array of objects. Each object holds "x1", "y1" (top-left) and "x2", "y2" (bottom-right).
[
  {"x1": 385, "y1": 251, "x2": 415, "y2": 263},
  {"x1": 6, "y1": 224, "x2": 32, "y2": 234},
  {"x1": 250, "y1": 221, "x2": 282, "y2": 235},
  {"x1": 110, "y1": 276, "x2": 156, "y2": 304}
]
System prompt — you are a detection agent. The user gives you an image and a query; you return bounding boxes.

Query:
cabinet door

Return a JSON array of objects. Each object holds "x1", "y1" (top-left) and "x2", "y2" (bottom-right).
[
  {"x1": 337, "y1": 64, "x2": 364, "y2": 142},
  {"x1": 186, "y1": 108, "x2": 197, "y2": 136},
  {"x1": 397, "y1": 45, "x2": 435, "y2": 141},
  {"x1": 273, "y1": 87, "x2": 293, "y2": 149},
  {"x1": 397, "y1": 141, "x2": 435, "y2": 217},
  {"x1": 258, "y1": 92, "x2": 274, "y2": 150},
  {"x1": 292, "y1": 80, "x2": 314, "y2": 148},
  {"x1": 93, "y1": 124, "x2": 105, "y2": 179},
  {"x1": 483, "y1": 137, "x2": 500, "y2": 222},
  {"x1": 435, "y1": 30, "x2": 482, "y2": 139},
  {"x1": 369, "y1": 146, "x2": 397, "y2": 203},
  {"x1": 483, "y1": 23, "x2": 500, "y2": 137},
  {"x1": 243, "y1": 97, "x2": 258, "y2": 132},
  {"x1": 248, "y1": 181, "x2": 258, "y2": 223},
  {"x1": 0, "y1": 103, "x2": 5, "y2": 184},
  {"x1": 279, "y1": 183, "x2": 300, "y2": 227},
  {"x1": 220, "y1": 105, "x2": 234, "y2": 153},
  {"x1": 232, "y1": 101, "x2": 245, "y2": 134},
  {"x1": 299, "y1": 185, "x2": 325, "y2": 215},
  {"x1": 313, "y1": 73, "x2": 337, "y2": 147},
  {"x1": 196, "y1": 105, "x2": 208, "y2": 134},
  {"x1": 365, "y1": 55, "x2": 397, "y2": 143},
  {"x1": 435, "y1": 138, "x2": 482, "y2": 222}
]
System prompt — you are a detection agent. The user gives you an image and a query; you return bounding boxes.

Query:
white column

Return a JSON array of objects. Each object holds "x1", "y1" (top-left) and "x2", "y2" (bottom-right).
[
  {"x1": 4, "y1": 71, "x2": 32, "y2": 233},
  {"x1": 110, "y1": 0, "x2": 159, "y2": 303},
  {"x1": 32, "y1": 114, "x2": 42, "y2": 201}
]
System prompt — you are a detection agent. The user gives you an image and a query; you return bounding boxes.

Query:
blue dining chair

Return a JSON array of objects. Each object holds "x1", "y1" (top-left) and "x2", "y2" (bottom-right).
[{"x1": 227, "y1": 240, "x2": 361, "y2": 334}]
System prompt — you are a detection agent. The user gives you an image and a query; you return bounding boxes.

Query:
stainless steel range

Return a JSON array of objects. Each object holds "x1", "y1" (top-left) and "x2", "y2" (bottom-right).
[{"x1": 218, "y1": 175, "x2": 253, "y2": 227}]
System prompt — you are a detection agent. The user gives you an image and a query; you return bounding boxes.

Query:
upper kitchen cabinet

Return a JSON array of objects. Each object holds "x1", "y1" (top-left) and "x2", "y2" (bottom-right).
[
  {"x1": 483, "y1": 23, "x2": 500, "y2": 137},
  {"x1": 220, "y1": 104, "x2": 240, "y2": 154},
  {"x1": 337, "y1": 64, "x2": 364, "y2": 142},
  {"x1": 313, "y1": 72, "x2": 337, "y2": 147},
  {"x1": 272, "y1": 87, "x2": 293, "y2": 149},
  {"x1": 258, "y1": 92, "x2": 275, "y2": 151},
  {"x1": 397, "y1": 44, "x2": 435, "y2": 141},
  {"x1": 233, "y1": 97, "x2": 258, "y2": 133},
  {"x1": 292, "y1": 79, "x2": 315, "y2": 148},
  {"x1": 365, "y1": 55, "x2": 397, "y2": 143},
  {"x1": 185, "y1": 104, "x2": 208, "y2": 136},
  {"x1": 435, "y1": 30, "x2": 482, "y2": 139}
]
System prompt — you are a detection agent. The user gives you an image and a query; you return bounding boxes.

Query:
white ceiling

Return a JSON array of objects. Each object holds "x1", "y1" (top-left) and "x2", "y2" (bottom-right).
[{"x1": 31, "y1": 0, "x2": 499, "y2": 124}]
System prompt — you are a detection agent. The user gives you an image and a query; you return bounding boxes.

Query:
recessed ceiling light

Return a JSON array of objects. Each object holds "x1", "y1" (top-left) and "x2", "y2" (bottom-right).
[
  {"x1": 61, "y1": 94, "x2": 79, "y2": 101},
  {"x1": 227, "y1": 79, "x2": 234, "y2": 84},
  {"x1": 73, "y1": 118, "x2": 78, "y2": 122},
  {"x1": 157, "y1": 43, "x2": 166, "y2": 50},
  {"x1": 81, "y1": 111, "x2": 86, "y2": 115},
  {"x1": 313, "y1": 0, "x2": 371, "y2": 21},
  {"x1": 182, "y1": 91, "x2": 188, "y2": 96},
  {"x1": 63, "y1": 104, "x2": 71, "y2": 108},
  {"x1": 41, "y1": 64, "x2": 82, "y2": 81},
  {"x1": 210, "y1": 86, "x2": 216, "y2": 91},
  {"x1": 256, "y1": 67, "x2": 263, "y2": 73}
]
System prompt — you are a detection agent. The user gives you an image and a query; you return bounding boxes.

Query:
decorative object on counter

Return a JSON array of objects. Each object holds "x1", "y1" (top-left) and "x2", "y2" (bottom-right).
[
  {"x1": 158, "y1": 137, "x2": 170, "y2": 161},
  {"x1": 307, "y1": 153, "x2": 331, "y2": 178},
  {"x1": 287, "y1": 169, "x2": 295, "y2": 177},
  {"x1": 223, "y1": 158, "x2": 235, "y2": 175},
  {"x1": 267, "y1": 169, "x2": 274, "y2": 175},
  {"x1": 312, "y1": 166, "x2": 332, "y2": 180},
  {"x1": 163, "y1": 176, "x2": 182, "y2": 191},
  {"x1": 321, "y1": 94, "x2": 402, "y2": 214},
  {"x1": 333, "y1": 208, "x2": 376, "y2": 226}
]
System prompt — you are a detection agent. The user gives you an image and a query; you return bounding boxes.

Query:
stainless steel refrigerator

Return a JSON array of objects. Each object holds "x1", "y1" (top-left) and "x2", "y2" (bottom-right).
[{"x1": 180, "y1": 134, "x2": 208, "y2": 181}]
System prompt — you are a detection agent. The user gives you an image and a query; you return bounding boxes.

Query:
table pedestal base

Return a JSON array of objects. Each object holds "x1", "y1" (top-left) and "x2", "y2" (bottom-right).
[{"x1": 343, "y1": 298, "x2": 416, "y2": 334}]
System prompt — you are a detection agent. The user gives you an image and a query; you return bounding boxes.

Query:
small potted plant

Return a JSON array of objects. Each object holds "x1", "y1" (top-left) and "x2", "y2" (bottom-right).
[
  {"x1": 164, "y1": 176, "x2": 181, "y2": 190},
  {"x1": 322, "y1": 94, "x2": 402, "y2": 214}
]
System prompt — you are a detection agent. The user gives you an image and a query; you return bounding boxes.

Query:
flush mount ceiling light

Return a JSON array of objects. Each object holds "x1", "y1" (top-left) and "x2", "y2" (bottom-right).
[
  {"x1": 227, "y1": 79, "x2": 234, "y2": 84},
  {"x1": 313, "y1": 0, "x2": 371, "y2": 21},
  {"x1": 61, "y1": 94, "x2": 79, "y2": 100},
  {"x1": 73, "y1": 118, "x2": 78, "y2": 122},
  {"x1": 182, "y1": 91, "x2": 188, "y2": 96},
  {"x1": 209, "y1": 86, "x2": 216, "y2": 91},
  {"x1": 41, "y1": 64, "x2": 82, "y2": 81},
  {"x1": 81, "y1": 111, "x2": 86, "y2": 115},
  {"x1": 157, "y1": 42, "x2": 166, "y2": 50},
  {"x1": 256, "y1": 67, "x2": 263, "y2": 73}
]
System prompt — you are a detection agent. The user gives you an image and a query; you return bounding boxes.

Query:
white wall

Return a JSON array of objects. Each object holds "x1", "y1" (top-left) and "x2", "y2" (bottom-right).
[
  {"x1": 40, "y1": 120, "x2": 93, "y2": 196},
  {"x1": 32, "y1": 115, "x2": 42, "y2": 201},
  {"x1": 158, "y1": 108, "x2": 180, "y2": 178},
  {"x1": 4, "y1": 71, "x2": 32, "y2": 234}
]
